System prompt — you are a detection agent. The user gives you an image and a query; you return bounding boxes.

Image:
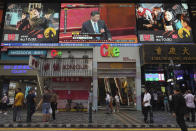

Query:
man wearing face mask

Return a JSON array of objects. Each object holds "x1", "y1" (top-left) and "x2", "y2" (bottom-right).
[{"x1": 81, "y1": 11, "x2": 112, "y2": 40}]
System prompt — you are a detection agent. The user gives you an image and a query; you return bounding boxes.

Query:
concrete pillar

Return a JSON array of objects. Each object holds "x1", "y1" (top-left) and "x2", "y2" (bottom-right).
[
  {"x1": 136, "y1": 47, "x2": 142, "y2": 111},
  {"x1": 92, "y1": 47, "x2": 98, "y2": 111}
]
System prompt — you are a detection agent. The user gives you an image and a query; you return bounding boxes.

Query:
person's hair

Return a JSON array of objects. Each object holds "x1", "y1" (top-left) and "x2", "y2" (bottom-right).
[
  {"x1": 174, "y1": 88, "x2": 180, "y2": 92},
  {"x1": 22, "y1": 12, "x2": 28, "y2": 16},
  {"x1": 17, "y1": 88, "x2": 22, "y2": 92},
  {"x1": 187, "y1": 90, "x2": 191, "y2": 93},
  {"x1": 164, "y1": 9, "x2": 176, "y2": 25},
  {"x1": 181, "y1": 14, "x2": 190, "y2": 26},
  {"x1": 91, "y1": 11, "x2": 100, "y2": 17},
  {"x1": 32, "y1": 8, "x2": 41, "y2": 13}
]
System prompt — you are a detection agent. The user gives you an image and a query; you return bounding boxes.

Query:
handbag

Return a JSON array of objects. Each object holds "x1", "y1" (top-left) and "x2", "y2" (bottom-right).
[{"x1": 49, "y1": 106, "x2": 53, "y2": 114}]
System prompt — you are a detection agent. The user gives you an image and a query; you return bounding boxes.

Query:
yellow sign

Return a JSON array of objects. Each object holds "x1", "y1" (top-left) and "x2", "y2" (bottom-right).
[
  {"x1": 44, "y1": 27, "x2": 56, "y2": 39},
  {"x1": 110, "y1": 63, "x2": 123, "y2": 69}
]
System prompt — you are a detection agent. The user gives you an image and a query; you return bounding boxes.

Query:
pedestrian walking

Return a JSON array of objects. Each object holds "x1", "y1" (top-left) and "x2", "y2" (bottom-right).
[
  {"x1": 36, "y1": 87, "x2": 51, "y2": 122},
  {"x1": 169, "y1": 93, "x2": 173, "y2": 112},
  {"x1": 172, "y1": 88, "x2": 188, "y2": 131},
  {"x1": 142, "y1": 88, "x2": 153, "y2": 123},
  {"x1": 115, "y1": 93, "x2": 120, "y2": 113},
  {"x1": 13, "y1": 88, "x2": 24, "y2": 122},
  {"x1": 185, "y1": 90, "x2": 195, "y2": 122},
  {"x1": 153, "y1": 91, "x2": 158, "y2": 111},
  {"x1": 26, "y1": 89, "x2": 36, "y2": 122},
  {"x1": 109, "y1": 94, "x2": 114, "y2": 113},
  {"x1": 105, "y1": 92, "x2": 110, "y2": 114},
  {"x1": 1, "y1": 93, "x2": 8, "y2": 115},
  {"x1": 50, "y1": 91, "x2": 58, "y2": 120},
  {"x1": 163, "y1": 93, "x2": 170, "y2": 112}
]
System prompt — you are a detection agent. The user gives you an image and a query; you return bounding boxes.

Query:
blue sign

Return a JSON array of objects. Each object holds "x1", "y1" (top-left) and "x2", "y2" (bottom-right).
[
  {"x1": 11, "y1": 70, "x2": 27, "y2": 74},
  {"x1": 8, "y1": 50, "x2": 47, "y2": 56},
  {"x1": 4, "y1": 65, "x2": 32, "y2": 70}
]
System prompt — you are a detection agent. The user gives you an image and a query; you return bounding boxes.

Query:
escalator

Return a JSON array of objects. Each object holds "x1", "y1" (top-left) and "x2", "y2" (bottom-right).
[{"x1": 98, "y1": 77, "x2": 136, "y2": 108}]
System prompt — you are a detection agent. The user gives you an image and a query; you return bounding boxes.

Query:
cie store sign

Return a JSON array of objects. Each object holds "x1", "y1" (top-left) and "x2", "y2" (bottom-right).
[{"x1": 100, "y1": 44, "x2": 120, "y2": 57}]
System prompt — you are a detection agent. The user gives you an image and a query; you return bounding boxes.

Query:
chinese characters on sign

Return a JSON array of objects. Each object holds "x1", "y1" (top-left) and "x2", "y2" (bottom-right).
[
  {"x1": 142, "y1": 45, "x2": 196, "y2": 64},
  {"x1": 154, "y1": 46, "x2": 190, "y2": 56}
]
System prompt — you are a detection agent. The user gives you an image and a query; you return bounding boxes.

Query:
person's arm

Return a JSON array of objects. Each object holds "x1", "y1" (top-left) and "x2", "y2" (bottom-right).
[
  {"x1": 81, "y1": 22, "x2": 87, "y2": 33},
  {"x1": 36, "y1": 99, "x2": 43, "y2": 110},
  {"x1": 102, "y1": 21, "x2": 112, "y2": 40},
  {"x1": 12, "y1": 94, "x2": 19, "y2": 108}
]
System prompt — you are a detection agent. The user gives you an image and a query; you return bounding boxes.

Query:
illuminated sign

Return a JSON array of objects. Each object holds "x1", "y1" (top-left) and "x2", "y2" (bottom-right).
[
  {"x1": 100, "y1": 44, "x2": 120, "y2": 57},
  {"x1": 4, "y1": 65, "x2": 32, "y2": 74},
  {"x1": 4, "y1": 65, "x2": 32, "y2": 70},
  {"x1": 51, "y1": 50, "x2": 62, "y2": 58}
]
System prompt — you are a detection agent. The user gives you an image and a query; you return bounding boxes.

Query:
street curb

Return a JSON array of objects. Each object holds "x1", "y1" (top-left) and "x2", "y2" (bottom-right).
[{"x1": 0, "y1": 123, "x2": 195, "y2": 128}]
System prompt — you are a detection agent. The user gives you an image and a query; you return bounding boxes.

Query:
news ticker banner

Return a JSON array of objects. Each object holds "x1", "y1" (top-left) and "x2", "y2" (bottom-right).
[
  {"x1": 1, "y1": 43, "x2": 143, "y2": 47},
  {"x1": 1, "y1": 43, "x2": 194, "y2": 49}
]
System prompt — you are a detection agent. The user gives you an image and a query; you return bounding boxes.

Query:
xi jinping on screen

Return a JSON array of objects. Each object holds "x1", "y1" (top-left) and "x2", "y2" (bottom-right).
[{"x1": 81, "y1": 11, "x2": 112, "y2": 40}]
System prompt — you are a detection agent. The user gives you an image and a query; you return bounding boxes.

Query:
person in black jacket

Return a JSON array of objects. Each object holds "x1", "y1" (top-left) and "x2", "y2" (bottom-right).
[
  {"x1": 81, "y1": 11, "x2": 112, "y2": 40},
  {"x1": 172, "y1": 88, "x2": 188, "y2": 131}
]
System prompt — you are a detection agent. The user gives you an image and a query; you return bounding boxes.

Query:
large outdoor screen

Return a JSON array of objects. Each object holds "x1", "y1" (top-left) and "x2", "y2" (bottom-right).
[
  {"x1": 2, "y1": 3, "x2": 60, "y2": 43},
  {"x1": 59, "y1": 3, "x2": 138, "y2": 43},
  {"x1": 136, "y1": 3, "x2": 193, "y2": 43}
]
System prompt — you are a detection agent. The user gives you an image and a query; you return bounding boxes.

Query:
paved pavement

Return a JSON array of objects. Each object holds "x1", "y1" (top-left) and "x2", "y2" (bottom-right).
[
  {"x1": 0, "y1": 110, "x2": 196, "y2": 128},
  {"x1": 0, "y1": 128, "x2": 196, "y2": 131}
]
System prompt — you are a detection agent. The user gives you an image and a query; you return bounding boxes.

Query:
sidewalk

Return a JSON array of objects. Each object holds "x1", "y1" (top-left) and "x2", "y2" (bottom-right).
[{"x1": 0, "y1": 110, "x2": 196, "y2": 128}]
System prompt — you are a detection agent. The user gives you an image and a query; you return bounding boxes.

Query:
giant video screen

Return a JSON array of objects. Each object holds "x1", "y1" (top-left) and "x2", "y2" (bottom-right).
[
  {"x1": 136, "y1": 3, "x2": 193, "y2": 43},
  {"x1": 2, "y1": 3, "x2": 59, "y2": 43},
  {"x1": 59, "y1": 3, "x2": 138, "y2": 43}
]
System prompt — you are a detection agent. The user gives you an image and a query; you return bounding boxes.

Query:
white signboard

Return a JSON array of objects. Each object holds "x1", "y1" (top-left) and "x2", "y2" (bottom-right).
[
  {"x1": 29, "y1": 55, "x2": 39, "y2": 70},
  {"x1": 39, "y1": 58, "x2": 92, "y2": 77}
]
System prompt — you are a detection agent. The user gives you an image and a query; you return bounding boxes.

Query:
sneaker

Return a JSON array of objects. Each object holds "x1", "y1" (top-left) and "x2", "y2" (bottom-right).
[{"x1": 3, "y1": 112, "x2": 7, "y2": 115}]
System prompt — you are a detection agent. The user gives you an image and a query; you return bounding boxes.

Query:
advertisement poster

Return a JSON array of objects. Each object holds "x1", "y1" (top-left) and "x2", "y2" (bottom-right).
[
  {"x1": 3, "y1": 3, "x2": 59, "y2": 43},
  {"x1": 59, "y1": 3, "x2": 138, "y2": 43},
  {"x1": 136, "y1": 3, "x2": 193, "y2": 43}
]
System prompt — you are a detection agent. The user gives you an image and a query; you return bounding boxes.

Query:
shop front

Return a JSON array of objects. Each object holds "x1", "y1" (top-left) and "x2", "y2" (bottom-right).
[
  {"x1": 140, "y1": 44, "x2": 196, "y2": 94},
  {"x1": 38, "y1": 49, "x2": 93, "y2": 111},
  {"x1": 0, "y1": 65, "x2": 38, "y2": 105},
  {"x1": 94, "y1": 45, "x2": 141, "y2": 110}
]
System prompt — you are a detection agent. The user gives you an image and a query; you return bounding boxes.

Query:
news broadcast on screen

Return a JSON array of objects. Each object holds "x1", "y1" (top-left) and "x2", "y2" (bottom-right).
[{"x1": 59, "y1": 3, "x2": 138, "y2": 43}]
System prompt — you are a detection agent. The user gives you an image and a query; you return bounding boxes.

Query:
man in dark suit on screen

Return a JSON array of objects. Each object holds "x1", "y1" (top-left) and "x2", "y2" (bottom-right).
[{"x1": 81, "y1": 11, "x2": 112, "y2": 40}]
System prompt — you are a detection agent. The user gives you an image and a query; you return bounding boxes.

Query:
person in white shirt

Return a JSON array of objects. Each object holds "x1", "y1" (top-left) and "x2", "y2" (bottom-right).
[
  {"x1": 143, "y1": 88, "x2": 152, "y2": 123},
  {"x1": 184, "y1": 90, "x2": 195, "y2": 122},
  {"x1": 105, "y1": 92, "x2": 111, "y2": 114},
  {"x1": 153, "y1": 92, "x2": 158, "y2": 111},
  {"x1": 115, "y1": 94, "x2": 120, "y2": 113},
  {"x1": 1, "y1": 93, "x2": 8, "y2": 115}
]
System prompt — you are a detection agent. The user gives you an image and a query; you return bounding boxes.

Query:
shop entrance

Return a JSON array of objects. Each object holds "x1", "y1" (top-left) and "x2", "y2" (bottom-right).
[{"x1": 98, "y1": 77, "x2": 136, "y2": 108}]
